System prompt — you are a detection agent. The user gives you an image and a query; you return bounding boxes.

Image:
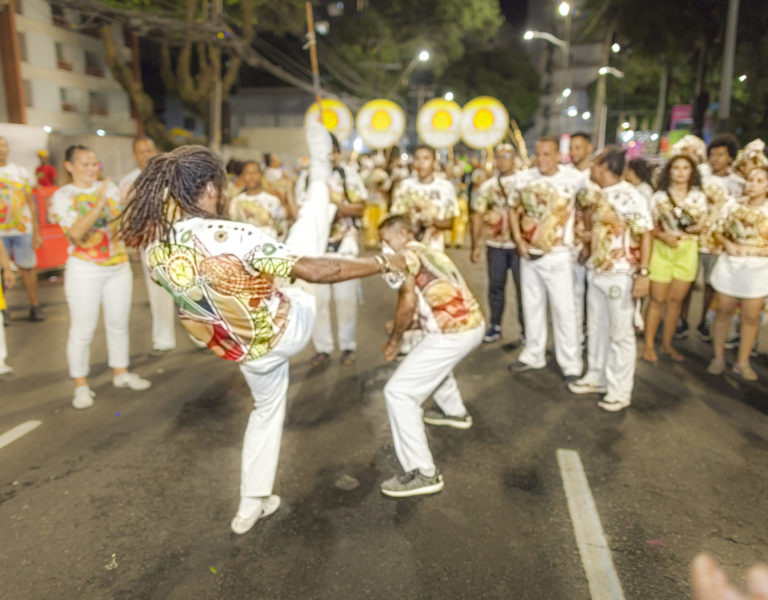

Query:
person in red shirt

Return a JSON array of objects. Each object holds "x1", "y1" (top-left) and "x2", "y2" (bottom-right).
[{"x1": 35, "y1": 150, "x2": 57, "y2": 187}]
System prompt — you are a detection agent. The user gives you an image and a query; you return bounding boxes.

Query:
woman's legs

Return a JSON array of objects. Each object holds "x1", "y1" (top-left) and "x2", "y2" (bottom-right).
[
  {"x1": 736, "y1": 298, "x2": 766, "y2": 368},
  {"x1": 711, "y1": 293, "x2": 738, "y2": 361},
  {"x1": 660, "y1": 279, "x2": 693, "y2": 360},
  {"x1": 643, "y1": 281, "x2": 670, "y2": 361}
]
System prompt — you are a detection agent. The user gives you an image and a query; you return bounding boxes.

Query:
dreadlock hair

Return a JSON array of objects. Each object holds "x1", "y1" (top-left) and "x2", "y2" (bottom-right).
[
  {"x1": 655, "y1": 154, "x2": 701, "y2": 193},
  {"x1": 119, "y1": 145, "x2": 226, "y2": 247}
]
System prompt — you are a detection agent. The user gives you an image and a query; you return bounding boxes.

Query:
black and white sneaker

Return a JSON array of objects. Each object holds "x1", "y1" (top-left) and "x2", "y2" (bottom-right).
[
  {"x1": 423, "y1": 407, "x2": 472, "y2": 429},
  {"x1": 674, "y1": 319, "x2": 689, "y2": 340},
  {"x1": 507, "y1": 360, "x2": 539, "y2": 373},
  {"x1": 483, "y1": 325, "x2": 502, "y2": 343},
  {"x1": 380, "y1": 469, "x2": 444, "y2": 498}
]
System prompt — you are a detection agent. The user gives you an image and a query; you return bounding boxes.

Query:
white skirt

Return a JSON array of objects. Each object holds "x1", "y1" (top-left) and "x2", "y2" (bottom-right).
[{"x1": 711, "y1": 254, "x2": 768, "y2": 299}]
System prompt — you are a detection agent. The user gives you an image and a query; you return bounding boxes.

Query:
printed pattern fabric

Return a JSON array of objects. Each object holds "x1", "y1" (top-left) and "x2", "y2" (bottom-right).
[
  {"x1": 472, "y1": 174, "x2": 516, "y2": 247},
  {"x1": 402, "y1": 241, "x2": 483, "y2": 334},
  {"x1": 49, "y1": 183, "x2": 127, "y2": 265},
  {"x1": 719, "y1": 200, "x2": 768, "y2": 247},
  {"x1": 145, "y1": 217, "x2": 298, "y2": 362},
  {"x1": 700, "y1": 174, "x2": 746, "y2": 253},
  {"x1": 0, "y1": 163, "x2": 33, "y2": 236},
  {"x1": 650, "y1": 189, "x2": 707, "y2": 240},
  {"x1": 229, "y1": 191, "x2": 288, "y2": 241},
  {"x1": 589, "y1": 181, "x2": 653, "y2": 273},
  {"x1": 391, "y1": 177, "x2": 459, "y2": 250},
  {"x1": 512, "y1": 167, "x2": 586, "y2": 253},
  {"x1": 328, "y1": 165, "x2": 367, "y2": 246}
]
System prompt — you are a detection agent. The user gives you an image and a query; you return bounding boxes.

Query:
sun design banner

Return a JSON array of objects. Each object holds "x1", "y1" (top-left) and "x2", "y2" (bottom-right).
[
  {"x1": 356, "y1": 99, "x2": 406, "y2": 149},
  {"x1": 460, "y1": 96, "x2": 509, "y2": 150},
  {"x1": 304, "y1": 99, "x2": 354, "y2": 142},
  {"x1": 416, "y1": 98, "x2": 462, "y2": 149}
]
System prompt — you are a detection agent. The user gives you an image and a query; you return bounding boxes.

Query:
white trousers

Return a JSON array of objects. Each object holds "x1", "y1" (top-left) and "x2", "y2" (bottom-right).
[
  {"x1": 312, "y1": 279, "x2": 357, "y2": 353},
  {"x1": 584, "y1": 270, "x2": 636, "y2": 402},
  {"x1": 0, "y1": 320, "x2": 6, "y2": 366},
  {"x1": 64, "y1": 257, "x2": 133, "y2": 379},
  {"x1": 573, "y1": 260, "x2": 587, "y2": 353},
  {"x1": 384, "y1": 325, "x2": 483, "y2": 473},
  {"x1": 518, "y1": 251, "x2": 582, "y2": 376},
  {"x1": 140, "y1": 248, "x2": 177, "y2": 351},
  {"x1": 237, "y1": 158, "x2": 330, "y2": 498}
]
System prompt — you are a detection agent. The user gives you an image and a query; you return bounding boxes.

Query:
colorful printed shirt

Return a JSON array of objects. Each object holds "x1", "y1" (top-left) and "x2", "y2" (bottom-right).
[
  {"x1": 588, "y1": 181, "x2": 653, "y2": 274},
  {"x1": 699, "y1": 173, "x2": 746, "y2": 253},
  {"x1": 402, "y1": 241, "x2": 484, "y2": 334},
  {"x1": 512, "y1": 166, "x2": 587, "y2": 254},
  {"x1": 118, "y1": 167, "x2": 141, "y2": 200},
  {"x1": 472, "y1": 173, "x2": 516, "y2": 248},
  {"x1": 391, "y1": 176, "x2": 459, "y2": 251},
  {"x1": 719, "y1": 199, "x2": 768, "y2": 247},
  {"x1": 49, "y1": 182, "x2": 127, "y2": 265},
  {"x1": 0, "y1": 163, "x2": 33, "y2": 237},
  {"x1": 229, "y1": 191, "x2": 288, "y2": 241},
  {"x1": 650, "y1": 188, "x2": 708, "y2": 240},
  {"x1": 145, "y1": 218, "x2": 298, "y2": 362}
]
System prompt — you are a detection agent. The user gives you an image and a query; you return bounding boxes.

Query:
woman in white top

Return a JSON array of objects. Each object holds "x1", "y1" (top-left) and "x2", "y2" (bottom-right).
[
  {"x1": 50, "y1": 145, "x2": 150, "y2": 410},
  {"x1": 707, "y1": 165, "x2": 768, "y2": 381},
  {"x1": 642, "y1": 155, "x2": 708, "y2": 363}
]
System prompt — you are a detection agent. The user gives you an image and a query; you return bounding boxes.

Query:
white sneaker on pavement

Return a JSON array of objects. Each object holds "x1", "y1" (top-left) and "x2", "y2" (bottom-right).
[
  {"x1": 72, "y1": 386, "x2": 95, "y2": 410},
  {"x1": 0, "y1": 363, "x2": 12, "y2": 375},
  {"x1": 568, "y1": 378, "x2": 608, "y2": 395},
  {"x1": 597, "y1": 397, "x2": 631, "y2": 412},
  {"x1": 113, "y1": 372, "x2": 152, "y2": 391},
  {"x1": 231, "y1": 495, "x2": 281, "y2": 535}
]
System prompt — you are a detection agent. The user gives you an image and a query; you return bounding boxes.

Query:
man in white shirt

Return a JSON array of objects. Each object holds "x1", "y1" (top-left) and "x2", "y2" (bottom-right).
[
  {"x1": 470, "y1": 143, "x2": 524, "y2": 345},
  {"x1": 567, "y1": 146, "x2": 652, "y2": 412},
  {"x1": 391, "y1": 146, "x2": 459, "y2": 252},
  {"x1": 119, "y1": 136, "x2": 177, "y2": 355},
  {"x1": 508, "y1": 136, "x2": 586, "y2": 380}
]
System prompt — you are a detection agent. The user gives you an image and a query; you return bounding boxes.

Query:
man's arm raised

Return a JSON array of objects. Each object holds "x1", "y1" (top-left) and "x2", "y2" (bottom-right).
[{"x1": 290, "y1": 253, "x2": 404, "y2": 284}]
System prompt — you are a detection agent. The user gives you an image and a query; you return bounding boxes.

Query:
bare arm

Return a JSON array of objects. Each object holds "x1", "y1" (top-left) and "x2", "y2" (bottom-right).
[
  {"x1": 383, "y1": 275, "x2": 417, "y2": 361},
  {"x1": 290, "y1": 254, "x2": 404, "y2": 284},
  {"x1": 337, "y1": 202, "x2": 364, "y2": 218},
  {"x1": 509, "y1": 206, "x2": 529, "y2": 258},
  {"x1": 470, "y1": 212, "x2": 484, "y2": 263},
  {"x1": 432, "y1": 217, "x2": 453, "y2": 230},
  {"x1": 67, "y1": 180, "x2": 110, "y2": 244},
  {"x1": 632, "y1": 230, "x2": 652, "y2": 298},
  {"x1": 24, "y1": 189, "x2": 41, "y2": 244},
  {"x1": 0, "y1": 241, "x2": 15, "y2": 289}
]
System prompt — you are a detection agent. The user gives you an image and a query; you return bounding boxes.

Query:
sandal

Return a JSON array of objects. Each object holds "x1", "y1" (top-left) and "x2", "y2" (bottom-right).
[
  {"x1": 310, "y1": 352, "x2": 331, "y2": 368},
  {"x1": 340, "y1": 350, "x2": 356, "y2": 365},
  {"x1": 733, "y1": 362, "x2": 758, "y2": 381}
]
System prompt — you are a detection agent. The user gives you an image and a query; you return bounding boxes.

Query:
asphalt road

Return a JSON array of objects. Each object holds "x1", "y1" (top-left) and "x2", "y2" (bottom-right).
[{"x1": 2, "y1": 249, "x2": 768, "y2": 600}]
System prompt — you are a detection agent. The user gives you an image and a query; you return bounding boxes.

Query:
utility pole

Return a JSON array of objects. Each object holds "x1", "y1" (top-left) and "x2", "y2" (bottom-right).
[
  {"x1": 209, "y1": 0, "x2": 223, "y2": 152},
  {"x1": 593, "y1": 25, "x2": 613, "y2": 150},
  {"x1": 717, "y1": 0, "x2": 740, "y2": 132}
]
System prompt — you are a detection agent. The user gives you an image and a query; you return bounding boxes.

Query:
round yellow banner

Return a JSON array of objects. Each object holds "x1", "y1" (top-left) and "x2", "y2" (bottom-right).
[
  {"x1": 304, "y1": 99, "x2": 354, "y2": 142},
  {"x1": 356, "y1": 99, "x2": 406, "y2": 149},
  {"x1": 416, "y1": 98, "x2": 462, "y2": 149},
  {"x1": 460, "y1": 96, "x2": 509, "y2": 149}
]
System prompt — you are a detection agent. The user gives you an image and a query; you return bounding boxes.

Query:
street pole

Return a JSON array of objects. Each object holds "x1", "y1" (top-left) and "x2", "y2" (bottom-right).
[
  {"x1": 593, "y1": 25, "x2": 612, "y2": 149},
  {"x1": 652, "y1": 61, "x2": 669, "y2": 146},
  {"x1": 717, "y1": 0, "x2": 740, "y2": 132},
  {"x1": 209, "y1": 0, "x2": 223, "y2": 152}
]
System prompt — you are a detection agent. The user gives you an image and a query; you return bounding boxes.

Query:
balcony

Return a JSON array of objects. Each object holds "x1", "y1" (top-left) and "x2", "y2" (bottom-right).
[
  {"x1": 85, "y1": 65, "x2": 105, "y2": 78},
  {"x1": 61, "y1": 102, "x2": 78, "y2": 113},
  {"x1": 88, "y1": 105, "x2": 108, "y2": 116},
  {"x1": 57, "y1": 59, "x2": 73, "y2": 71}
]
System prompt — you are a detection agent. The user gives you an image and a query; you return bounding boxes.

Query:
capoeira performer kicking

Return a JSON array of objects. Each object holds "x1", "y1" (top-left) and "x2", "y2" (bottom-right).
[
  {"x1": 377, "y1": 215, "x2": 484, "y2": 497},
  {"x1": 119, "y1": 122, "x2": 405, "y2": 534}
]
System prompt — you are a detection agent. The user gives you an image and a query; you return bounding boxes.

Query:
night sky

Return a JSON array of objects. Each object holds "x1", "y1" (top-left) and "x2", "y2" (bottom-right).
[{"x1": 499, "y1": 0, "x2": 527, "y2": 26}]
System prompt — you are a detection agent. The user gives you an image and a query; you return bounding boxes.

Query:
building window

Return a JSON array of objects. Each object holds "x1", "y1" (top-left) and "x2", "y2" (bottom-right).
[
  {"x1": 14, "y1": 0, "x2": 23, "y2": 16},
  {"x1": 51, "y1": 5, "x2": 67, "y2": 27},
  {"x1": 55, "y1": 42, "x2": 73, "y2": 71},
  {"x1": 60, "y1": 88, "x2": 78, "y2": 113},
  {"x1": 183, "y1": 116, "x2": 196, "y2": 130},
  {"x1": 88, "y1": 92, "x2": 108, "y2": 116},
  {"x1": 17, "y1": 32, "x2": 27, "y2": 63},
  {"x1": 23, "y1": 80, "x2": 32, "y2": 108},
  {"x1": 84, "y1": 51, "x2": 104, "y2": 78}
]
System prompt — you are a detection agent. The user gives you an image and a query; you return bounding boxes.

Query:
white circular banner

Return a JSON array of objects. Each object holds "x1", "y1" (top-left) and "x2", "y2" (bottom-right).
[
  {"x1": 416, "y1": 98, "x2": 461, "y2": 149},
  {"x1": 304, "y1": 99, "x2": 354, "y2": 142},
  {"x1": 460, "y1": 96, "x2": 509, "y2": 149},
  {"x1": 356, "y1": 99, "x2": 405, "y2": 149}
]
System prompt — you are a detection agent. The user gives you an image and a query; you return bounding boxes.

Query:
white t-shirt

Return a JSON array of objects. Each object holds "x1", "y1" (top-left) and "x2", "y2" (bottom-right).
[
  {"x1": 145, "y1": 217, "x2": 299, "y2": 362},
  {"x1": 229, "y1": 190, "x2": 287, "y2": 241},
  {"x1": 589, "y1": 181, "x2": 653, "y2": 274},
  {"x1": 0, "y1": 162, "x2": 34, "y2": 237},
  {"x1": 118, "y1": 167, "x2": 141, "y2": 200},
  {"x1": 391, "y1": 176, "x2": 459, "y2": 251},
  {"x1": 512, "y1": 166, "x2": 587, "y2": 253}
]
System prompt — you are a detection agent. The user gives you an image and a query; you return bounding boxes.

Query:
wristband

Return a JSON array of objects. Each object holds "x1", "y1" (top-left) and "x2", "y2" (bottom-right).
[
  {"x1": 637, "y1": 267, "x2": 649, "y2": 277},
  {"x1": 374, "y1": 254, "x2": 392, "y2": 273}
]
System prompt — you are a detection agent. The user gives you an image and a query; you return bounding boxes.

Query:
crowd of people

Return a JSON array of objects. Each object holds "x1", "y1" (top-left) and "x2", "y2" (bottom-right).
[{"x1": 0, "y1": 123, "x2": 767, "y2": 534}]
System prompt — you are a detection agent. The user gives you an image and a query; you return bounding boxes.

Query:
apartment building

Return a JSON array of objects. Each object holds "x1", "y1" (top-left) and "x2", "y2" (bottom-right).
[{"x1": 0, "y1": 0, "x2": 137, "y2": 136}]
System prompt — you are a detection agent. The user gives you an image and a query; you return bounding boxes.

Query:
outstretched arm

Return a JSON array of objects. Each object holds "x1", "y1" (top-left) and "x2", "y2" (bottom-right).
[
  {"x1": 383, "y1": 275, "x2": 417, "y2": 361},
  {"x1": 290, "y1": 254, "x2": 404, "y2": 284}
]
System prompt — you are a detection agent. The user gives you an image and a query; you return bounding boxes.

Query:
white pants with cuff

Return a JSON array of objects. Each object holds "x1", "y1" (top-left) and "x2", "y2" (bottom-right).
[
  {"x1": 237, "y1": 135, "x2": 331, "y2": 498},
  {"x1": 518, "y1": 251, "x2": 582, "y2": 376},
  {"x1": 140, "y1": 248, "x2": 177, "y2": 351},
  {"x1": 573, "y1": 260, "x2": 587, "y2": 354},
  {"x1": 384, "y1": 324, "x2": 483, "y2": 474},
  {"x1": 313, "y1": 278, "x2": 358, "y2": 353},
  {"x1": 583, "y1": 270, "x2": 636, "y2": 402},
  {"x1": 64, "y1": 257, "x2": 133, "y2": 379},
  {"x1": 0, "y1": 320, "x2": 6, "y2": 367}
]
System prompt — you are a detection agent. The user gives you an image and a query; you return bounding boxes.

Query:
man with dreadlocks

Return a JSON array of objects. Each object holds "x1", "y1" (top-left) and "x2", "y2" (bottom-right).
[{"x1": 119, "y1": 122, "x2": 405, "y2": 535}]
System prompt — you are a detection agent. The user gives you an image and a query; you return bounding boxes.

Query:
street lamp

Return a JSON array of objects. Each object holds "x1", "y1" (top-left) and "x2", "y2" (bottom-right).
[
  {"x1": 386, "y1": 49, "x2": 431, "y2": 98},
  {"x1": 566, "y1": 106, "x2": 579, "y2": 118},
  {"x1": 444, "y1": 91, "x2": 454, "y2": 101},
  {"x1": 562, "y1": 88, "x2": 572, "y2": 98},
  {"x1": 418, "y1": 50, "x2": 430, "y2": 62},
  {"x1": 523, "y1": 30, "x2": 567, "y2": 49},
  {"x1": 611, "y1": 42, "x2": 621, "y2": 54},
  {"x1": 595, "y1": 67, "x2": 626, "y2": 150},
  {"x1": 738, "y1": 74, "x2": 747, "y2": 82},
  {"x1": 598, "y1": 66, "x2": 625, "y2": 78},
  {"x1": 558, "y1": 1, "x2": 571, "y2": 17}
]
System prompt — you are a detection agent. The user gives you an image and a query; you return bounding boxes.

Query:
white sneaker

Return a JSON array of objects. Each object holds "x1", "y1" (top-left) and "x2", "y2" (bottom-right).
[
  {"x1": 231, "y1": 495, "x2": 281, "y2": 535},
  {"x1": 568, "y1": 378, "x2": 607, "y2": 395},
  {"x1": 0, "y1": 363, "x2": 12, "y2": 375},
  {"x1": 72, "y1": 386, "x2": 95, "y2": 410},
  {"x1": 113, "y1": 372, "x2": 151, "y2": 391},
  {"x1": 597, "y1": 397, "x2": 631, "y2": 412}
]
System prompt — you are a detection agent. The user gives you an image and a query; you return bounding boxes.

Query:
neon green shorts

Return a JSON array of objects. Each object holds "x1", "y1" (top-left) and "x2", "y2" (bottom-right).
[{"x1": 649, "y1": 237, "x2": 699, "y2": 283}]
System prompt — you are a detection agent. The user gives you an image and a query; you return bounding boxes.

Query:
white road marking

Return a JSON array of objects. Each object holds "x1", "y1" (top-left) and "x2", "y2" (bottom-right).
[
  {"x1": 557, "y1": 448, "x2": 625, "y2": 600},
  {"x1": 0, "y1": 420, "x2": 42, "y2": 450}
]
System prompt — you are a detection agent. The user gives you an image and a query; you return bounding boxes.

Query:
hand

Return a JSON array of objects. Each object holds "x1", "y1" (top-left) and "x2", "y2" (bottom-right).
[
  {"x1": 33, "y1": 231, "x2": 43, "y2": 249},
  {"x1": 516, "y1": 239, "x2": 530, "y2": 259},
  {"x1": 658, "y1": 231, "x2": 679, "y2": 248},
  {"x1": 387, "y1": 252, "x2": 406, "y2": 273},
  {"x1": 470, "y1": 246, "x2": 482, "y2": 263},
  {"x1": 97, "y1": 178, "x2": 111, "y2": 206},
  {"x1": 3, "y1": 268, "x2": 15, "y2": 290},
  {"x1": 692, "y1": 553, "x2": 768, "y2": 600},
  {"x1": 632, "y1": 275, "x2": 649, "y2": 298},
  {"x1": 384, "y1": 320, "x2": 394, "y2": 335},
  {"x1": 382, "y1": 338, "x2": 400, "y2": 362}
]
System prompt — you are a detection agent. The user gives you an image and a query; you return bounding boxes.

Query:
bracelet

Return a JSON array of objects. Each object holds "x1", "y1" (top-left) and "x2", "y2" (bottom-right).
[
  {"x1": 636, "y1": 267, "x2": 650, "y2": 277},
  {"x1": 374, "y1": 254, "x2": 391, "y2": 273}
]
